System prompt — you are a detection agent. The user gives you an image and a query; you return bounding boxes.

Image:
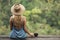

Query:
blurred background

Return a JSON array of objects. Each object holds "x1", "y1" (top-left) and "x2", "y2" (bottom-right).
[{"x1": 0, "y1": 0, "x2": 60, "y2": 35}]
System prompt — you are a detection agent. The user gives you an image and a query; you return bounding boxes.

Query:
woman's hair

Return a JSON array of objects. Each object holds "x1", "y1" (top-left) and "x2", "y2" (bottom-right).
[{"x1": 13, "y1": 16, "x2": 24, "y2": 27}]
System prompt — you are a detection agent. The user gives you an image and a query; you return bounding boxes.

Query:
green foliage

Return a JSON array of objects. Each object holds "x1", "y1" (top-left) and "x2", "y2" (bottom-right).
[
  {"x1": 0, "y1": 26, "x2": 10, "y2": 35},
  {"x1": 0, "y1": 0, "x2": 60, "y2": 35}
]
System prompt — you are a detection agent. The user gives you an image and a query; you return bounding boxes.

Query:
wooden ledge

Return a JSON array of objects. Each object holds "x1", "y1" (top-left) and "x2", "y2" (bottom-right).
[
  {"x1": 0, "y1": 35, "x2": 60, "y2": 38},
  {"x1": 0, "y1": 35, "x2": 60, "y2": 40}
]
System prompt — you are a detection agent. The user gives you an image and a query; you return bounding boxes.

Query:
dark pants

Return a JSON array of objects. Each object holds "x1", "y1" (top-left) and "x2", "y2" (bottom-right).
[{"x1": 10, "y1": 38, "x2": 26, "y2": 40}]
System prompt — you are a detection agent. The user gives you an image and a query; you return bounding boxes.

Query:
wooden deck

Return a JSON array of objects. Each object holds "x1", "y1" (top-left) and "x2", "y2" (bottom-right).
[{"x1": 0, "y1": 35, "x2": 60, "y2": 40}]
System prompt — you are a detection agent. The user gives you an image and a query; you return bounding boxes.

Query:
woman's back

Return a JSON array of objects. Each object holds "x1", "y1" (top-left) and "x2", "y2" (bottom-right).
[{"x1": 13, "y1": 15, "x2": 24, "y2": 30}]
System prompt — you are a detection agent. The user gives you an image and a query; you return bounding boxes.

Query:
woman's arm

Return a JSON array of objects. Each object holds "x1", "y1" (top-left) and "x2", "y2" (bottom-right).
[
  {"x1": 10, "y1": 16, "x2": 13, "y2": 30},
  {"x1": 23, "y1": 16, "x2": 34, "y2": 37}
]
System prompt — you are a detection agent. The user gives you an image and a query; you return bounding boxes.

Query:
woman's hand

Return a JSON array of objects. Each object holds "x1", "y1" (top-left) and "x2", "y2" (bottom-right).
[{"x1": 29, "y1": 33, "x2": 34, "y2": 37}]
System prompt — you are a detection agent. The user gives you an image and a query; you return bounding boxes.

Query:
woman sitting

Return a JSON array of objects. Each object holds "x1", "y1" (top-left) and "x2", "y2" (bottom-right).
[{"x1": 10, "y1": 4, "x2": 34, "y2": 40}]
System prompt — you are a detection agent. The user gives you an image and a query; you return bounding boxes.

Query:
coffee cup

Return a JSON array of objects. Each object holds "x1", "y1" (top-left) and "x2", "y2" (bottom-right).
[{"x1": 34, "y1": 33, "x2": 38, "y2": 37}]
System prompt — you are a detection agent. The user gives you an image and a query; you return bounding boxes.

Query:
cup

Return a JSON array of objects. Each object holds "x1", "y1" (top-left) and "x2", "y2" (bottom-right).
[{"x1": 34, "y1": 33, "x2": 38, "y2": 37}]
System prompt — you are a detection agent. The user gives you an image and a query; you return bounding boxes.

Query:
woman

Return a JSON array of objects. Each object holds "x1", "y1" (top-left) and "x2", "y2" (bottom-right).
[{"x1": 10, "y1": 4, "x2": 34, "y2": 40}]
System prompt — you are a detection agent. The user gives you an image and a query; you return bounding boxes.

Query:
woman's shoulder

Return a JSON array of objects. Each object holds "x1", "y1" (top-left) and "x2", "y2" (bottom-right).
[
  {"x1": 21, "y1": 16, "x2": 26, "y2": 21},
  {"x1": 10, "y1": 15, "x2": 14, "y2": 21},
  {"x1": 22, "y1": 16, "x2": 26, "y2": 18},
  {"x1": 10, "y1": 15, "x2": 15, "y2": 19}
]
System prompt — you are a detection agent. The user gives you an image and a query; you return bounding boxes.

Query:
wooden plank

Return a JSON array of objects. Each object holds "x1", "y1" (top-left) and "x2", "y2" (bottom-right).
[
  {"x1": 0, "y1": 35, "x2": 60, "y2": 40},
  {"x1": 0, "y1": 37, "x2": 60, "y2": 40},
  {"x1": 0, "y1": 35, "x2": 60, "y2": 38}
]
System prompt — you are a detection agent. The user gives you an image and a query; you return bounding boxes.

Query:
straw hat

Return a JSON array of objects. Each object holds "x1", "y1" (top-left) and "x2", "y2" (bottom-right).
[{"x1": 11, "y1": 4, "x2": 25, "y2": 16}]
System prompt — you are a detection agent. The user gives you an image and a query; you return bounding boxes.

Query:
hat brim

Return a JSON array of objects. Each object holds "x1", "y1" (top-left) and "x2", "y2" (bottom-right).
[{"x1": 11, "y1": 4, "x2": 25, "y2": 15}]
